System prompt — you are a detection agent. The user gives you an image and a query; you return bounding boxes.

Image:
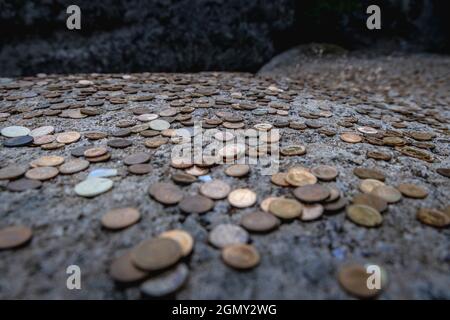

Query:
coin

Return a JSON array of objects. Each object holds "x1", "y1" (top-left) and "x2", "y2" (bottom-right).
[
  {"x1": 71, "y1": 145, "x2": 91, "y2": 157},
  {"x1": 228, "y1": 188, "x2": 257, "y2": 208},
  {"x1": 109, "y1": 251, "x2": 148, "y2": 283},
  {"x1": 416, "y1": 208, "x2": 450, "y2": 228},
  {"x1": 84, "y1": 147, "x2": 108, "y2": 158},
  {"x1": 160, "y1": 229, "x2": 194, "y2": 256},
  {"x1": 397, "y1": 183, "x2": 428, "y2": 199},
  {"x1": 131, "y1": 238, "x2": 182, "y2": 271},
  {"x1": 286, "y1": 167, "x2": 317, "y2": 187},
  {"x1": 179, "y1": 195, "x2": 214, "y2": 214},
  {"x1": 7, "y1": 178, "x2": 42, "y2": 192},
  {"x1": 338, "y1": 264, "x2": 385, "y2": 299},
  {"x1": 347, "y1": 205, "x2": 383, "y2": 227},
  {"x1": 225, "y1": 164, "x2": 250, "y2": 177},
  {"x1": 222, "y1": 244, "x2": 260, "y2": 269},
  {"x1": 270, "y1": 172, "x2": 289, "y2": 187},
  {"x1": 140, "y1": 263, "x2": 189, "y2": 297},
  {"x1": 300, "y1": 204, "x2": 324, "y2": 221},
  {"x1": 149, "y1": 182, "x2": 183, "y2": 205},
  {"x1": 209, "y1": 224, "x2": 249, "y2": 248},
  {"x1": 128, "y1": 164, "x2": 152, "y2": 175},
  {"x1": 107, "y1": 139, "x2": 132, "y2": 148},
  {"x1": 30, "y1": 126, "x2": 55, "y2": 137},
  {"x1": 371, "y1": 186, "x2": 402, "y2": 203},
  {"x1": 240, "y1": 211, "x2": 280, "y2": 232},
  {"x1": 59, "y1": 159, "x2": 90, "y2": 174},
  {"x1": 33, "y1": 135, "x2": 55, "y2": 145},
  {"x1": 101, "y1": 207, "x2": 141, "y2": 230},
  {"x1": 340, "y1": 132, "x2": 363, "y2": 143},
  {"x1": 200, "y1": 180, "x2": 231, "y2": 199},
  {"x1": 56, "y1": 131, "x2": 81, "y2": 144},
  {"x1": 353, "y1": 167, "x2": 385, "y2": 181},
  {"x1": 1, "y1": 126, "x2": 30, "y2": 137},
  {"x1": 0, "y1": 225, "x2": 33, "y2": 250},
  {"x1": 144, "y1": 137, "x2": 168, "y2": 148},
  {"x1": 137, "y1": 113, "x2": 158, "y2": 122},
  {"x1": 311, "y1": 165, "x2": 338, "y2": 181},
  {"x1": 260, "y1": 196, "x2": 284, "y2": 212},
  {"x1": 293, "y1": 184, "x2": 330, "y2": 203},
  {"x1": 359, "y1": 179, "x2": 386, "y2": 194},
  {"x1": 172, "y1": 173, "x2": 196, "y2": 184},
  {"x1": 3, "y1": 135, "x2": 34, "y2": 147},
  {"x1": 185, "y1": 166, "x2": 209, "y2": 176},
  {"x1": 269, "y1": 198, "x2": 302, "y2": 219},
  {"x1": 352, "y1": 193, "x2": 388, "y2": 212},
  {"x1": 124, "y1": 152, "x2": 151, "y2": 165},
  {"x1": 149, "y1": 119, "x2": 170, "y2": 131},
  {"x1": 25, "y1": 167, "x2": 59, "y2": 180},
  {"x1": 280, "y1": 145, "x2": 306, "y2": 156},
  {"x1": 0, "y1": 165, "x2": 27, "y2": 180},
  {"x1": 357, "y1": 126, "x2": 378, "y2": 135},
  {"x1": 436, "y1": 168, "x2": 450, "y2": 178},
  {"x1": 323, "y1": 197, "x2": 347, "y2": 213},
  {"x1": 74, "y1": 177, "x2": 113, "y2": 197},
  {"x1": 31, "y1": 155, "x2": 65, "y2": 167}
]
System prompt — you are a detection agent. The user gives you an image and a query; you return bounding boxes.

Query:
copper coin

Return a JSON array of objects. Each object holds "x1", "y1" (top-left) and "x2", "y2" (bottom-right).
[
  {"x1": 359, "y1": 179, "x2": 385, "y2": 194},
  {"x1": 59, "y1": 159, "x2": 90, "y2": 174},
  {"x1": 323, "y1": 197, "x2": 347, "y2": 213},
  {"x1": 367, "y1": 151, "x2": 392, "y2": 161},
  {"x1": 353, "y1": 167, "x2": 385, "y2": 181},
  {"x1": 85, "y1": 131, "x2": 107, "y2": 140},
  {"x1": 159, "y1": 229, "x2": 194, "y2": 256},
  {"x1": 225, "y1": 164, "x2": 250, "y2": 177},
  {"x1": 109, "y1": 251, "x2": 149, "y2": 283},
  {"x1": 0, "y1": 225, "x2": 33, "y2": 250},
  {"x1": 108, "y1": 139, "x2": 132, "y2": 148},
  {"x1": 260, "y1": 196, "x2": 284, "y2": 212},
  {"x1": 280, "y1": 145, "x2": 306, "y2": 156},
  {"x1": 71, "y1": 145, "x2": 91, "y2": 157},
  {"x1": 293, "y1": 184, "x2": 330, "y2": 203},
  {"x1": 124, "y1": 152, "x2": 151, "y2": 165},
  {"x1": 311, "y1": 165, "x2": 338, "y2": 181},
  {"x1": 300, "y1": 204, "x2": 324, "y2": 221},
  {"x1": 271, "y1": 172, "x2": 290, "y2": 187},
  {"x1": 269, "y1": 198, "x2": 303, "y2": 219},
  {"x1": 228, "y1": 188, "x2": 257, "y2": 208},
  {"x1": 0, "y1": 165, "x2": 27, "y2": 180},
  {"x1": 25, "y1": 167, "x2": 59, "y2": 180},
  {"x1": 325, "y1": 186, "x2": 341, "y2": 203},
  {"x1": 209, "y1": 224, "x2": 249, "y2": 248},
  {"x1": 286, "y1": 167, "x2": 317, "y2": 187},
  {"x1": 347, "y1": 205, "x2": 383, "y2": 227},
  {"x1": 128, "y1": 164, "x2": 152, "y2": 175},
  {"x1": 31, "y1": 155, "x2": 65, "y2": 167},
  {"x1": 101, "y1": 207, "x2": 141, "y2": 230},
  {"x1": 371, "y1": 186, "x2": 402, "y2": 203},
  {"x1": 149, "y1": 182, "x2": 183, "y2": 205},
  {"x1": 140, "y1": 263, "x2": 189, "y2": 297},
  {"x1": 131, "y1": 238, "x2": 182, "y2": 271},
  {"x1": 144, "y1": 137, "x2": 169, "y2": 148},
  {"x1": 185, "y1": 166, "x2": 209, "y2": 176},
  {"x1": 338, "y1": 264, "x2": 385, "y2": 299},
  {"x1": 200, "y1": 180, "x2": 231, "y2": 200},
  {"x1": 352, "y1": 193, "x2": 388, "y2": 212},
  {"x1": 240, "y1": 211, "x2": 280, "y2": 233},
  {"x1": 7, "y1": 178, "x2": 42, "y2": 191},
  {"x1": 340, "y1": 132, "x2": 363, "y2": 143},
  {"x1": 179, "y1": 195, "x2": 214, "y2": 214},
  {"x1": 436, "y1": 168, "x2": 450, "y2": 178},
  {"x1": 33, "y1": 135, "x2": 55, "y2": 145},
  {"x1": 416, "y1": 208, "x2": 450, "y2": 228},
  {"x1": 84, "y1": 147, "x2": 108, "y2": 158},
  {"x1": 398, "y1": 183, "x2": 428, "y2": 199},
  {"x1": 172, "y1": 173, "x2": 196, "y2": 184},
  {"x1": 86, "y1": 152, "x2": 111, "y2": 163},
  {"x1": 222, "y1": 244, "x2": 260, "y2": 270},
  {"x1": 56, "y1": 131, "x2": 81, "y2": 144}
]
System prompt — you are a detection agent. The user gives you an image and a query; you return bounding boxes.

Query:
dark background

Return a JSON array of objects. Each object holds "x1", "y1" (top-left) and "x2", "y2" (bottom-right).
[{"x1": 0, "y1": 0, "x2": 449, "y2": 76}]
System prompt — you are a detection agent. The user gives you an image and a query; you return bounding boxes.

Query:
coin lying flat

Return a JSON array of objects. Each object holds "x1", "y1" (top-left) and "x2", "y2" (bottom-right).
[
  {"x1": 7, "y1": 178, "x2": 42, "y2": 192},
  {"x1": 128, "y1": 163, "x2": 152, "y2": 175},
  {"x1": 0, "y1": 225, "x2": 32, "y2": 250},
  {"x1": 29, "y1": 126, "x2": 54, "y2": 137},
  {"x1": 199, "y1": 180, "x2": 231, "y2": 199},
  {"x1": 338, "y1": 264, "x2": 385, "y2": 299},
  {"x1": 416, "y1": 208, "x2": 450, "y2": 228},
  {"x1": 1, "y1": 126, "x2": 30, "y2": 138},
  {"x1": 149, "y1": 182, "x2": 183, "y2": 205},
  {"x1": 131, "y1": 238, "x2": 182, "y2": 271},
  {"x1": 353, "y1": 167, "x2": 385, "y2": 181},
  {"x1": 352, "y1": 193, "x2": 388, "y2": 212},
  {"x1": 172, "y1": 173, "x2": 197, "y2": 185},
  {"x1": 371, "y1": 186, "x2": 402, "y2": 203},
  {"x1": 3, "y1": 135, "x2": 34, "y2": 147},
  {"x1": 25, "y1": 167, "x2": 59, "y2": 180},
  {"x1": 340, "y1": 132, "x2": 362, "y2": 143},
  {"x1": 209, "y1": 224, "x2": 249, "y2": 248},
  {"x1": 59, "y1": 159, "x2": 90, "y2": 174},
  {"x1": 109, "y1": 252, "x2": 149, "y2": 283},
  {"x1": 179, "y1": 195, "x2": 214, "y2": 214},
  {"x1": 269, "y1": 198, "x2": 303, "y2": 219},
  {"x1": 56, "y1": 131, "x2": 81, "y2": 144},
  {"x1": 149, "y1": 119, "x2": 170, "y2": 131},
  {"x1": 222, "y1": 244, "x2": 260, "y2": 269},
  {"x1": 323, "y1": 196, "x2": 347, "y2": 213},
  {"x1": 31, "y1": 155, "x2": 65, "y2": 167},
  {"x1": 140, "y1": 263, "x2": 189, "y2": 297},
  {"x1": 74, "y1": 177, "x2": 113, "y2": 197},
  {"x1": 271, "y1": 172, "x2": 290, "y2": 187},
  {"x1": 240, "y1": 211, "x2": 280, "y2": 233},
  {"x1": 124, "y1": 152, "x2": 151, "y2": 165},
  {"x1": 359, "y1": 179, "x2": 385, "y2": 194},
  {"x1": 0, "y1": 165, "x2": 27, "y2": 180},
  {"x1": 398, "y1": 183, "x2": 428, "y2": 199},
  {"x1": 101, "y1": 207, "x2": 141, "y2": 230},
  {"x1": 347, "y1": 205, "x2": 383, "y2": 227},
  {"x1": 84, "y1": 147, "x2": 108, "y2": 158},
  {"x1": 300, "y1": 204, "x2": 324, "y2": 221},
  {"x1": 228, "y1": 188, "x2": 257, "y2": 208},
  {"x1": 225, "y1": 164, "x2": 250, "y2": 177},
  {"x1": 280, "y1": 145, "x2": 306, "y2": 156},
  {"x1": 293, "y1": 184, "x2": 330, "y2": 203},
  {"x1": 311, "y1": 165, "x2": 338, "y2": 181},
  {"x1": 436, "y1": 168, "x2": 450, "y2": 178},
  {"x1": 286, "y1": 167, "x2": 317, "y2": 187},
  {"x1": 108, "y1": 139, "x2": 132, "y2": 148},
  {"x1": 159, "y1": 229, "x2": 194, "y2": 257}
]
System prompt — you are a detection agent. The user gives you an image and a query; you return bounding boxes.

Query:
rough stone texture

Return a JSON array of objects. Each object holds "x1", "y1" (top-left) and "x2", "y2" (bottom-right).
[{"x1": 0, "y1": 51, "x2": 449, "y2": 299}]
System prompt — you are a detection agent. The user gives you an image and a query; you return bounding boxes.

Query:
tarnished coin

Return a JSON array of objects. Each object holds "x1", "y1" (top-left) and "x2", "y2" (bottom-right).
[
  {"x1": 86, "y1": 152, "x2": 111, "y2": 163},
  {"x1": 137, "y1": 113, "x2": 158, "y2": 122},
  {"x1": 179, "y1": 195, "x2": 214, "y2": 214},
  {"x1": 128, "y1": 164, "x2": 152, "y2": 175},
  {"x1": 101, "y1": 207, "x2": 141, "y2": 230},
  {"x1": 347, "y1": 205, "x2": 383, "y2": 227},
  {"x1": 436, "y1": 168, "x2": 450, "y2": 178},
  {"x1": 286, "y1": 167, "x2": 317, "y2": 187},
  {"x1": 107, "y1": 139, "x2": 132, "y2": 148},
  {"x1": 353, "y1": 167, "x2": 385, "y2": 181},
  {"x1": 240, "y1": 211, "x2": 280, "y2": 232},
  {"x1": 300, "y1": 204, "x2": 324, "y2": 221},
  {"x1": 293, "y1": 184, "x2": 330, "y2": 203},
  {"x1": 84, "y1": 132, "x2": 107, "y2": 140},
  {"x1": 352, "y1": 193, "x2": 388, "y2": 212},
  {"x1": 3, "y1": 135, "x2": 33, "y2": 147},
  {"x1": 59, "y1": 159, "x2": 90, "y2": 174},
  {"x1": 359, "y1": 179, "x2": 386, "y2": 194},
  {"x1": 1, "y1": 126, "x2": 30, "y2": 138},
  {"x1": 30, "y1": 126, "x2": 55, "y2": 137},
  {"x1": 416, "y1": 208, "x2": 450, "y2": 228},
  {"x1": 357, "y1": 126, "x2": 378, "y2": 135},
  {"x1": 340, "y1": 132, "x2": 363, "y2": 143},
  {"x1": 131, "y1": 238, "x2": 182, "y2": 271},
  {"x1": 398, "y1": 183, "x2": 428, "y2": 199},
  {"x1": 74, "y1": 177, "x2": 113, "y2": 197},
  {"x1": 222, "y1": 244, "x2": 260, "y2": 270},
  {"x1": 172, "y1": 173, "x2": 196, "y2": 184},
  {"x1": 185, "y1": 166, "x2": 209, "y2": 176},
  {"x1": 124, "y1": 152, "x2": 151, "y2": 165},
  {"x1": 200, "y1": 180, "x2": 231, "y2": 199},
  {"x1": 269, "y1": 198, "x2": 303, "y2": 219},
  {"x1": 260, "y1": 196, "x2": 284, "y2": 212},
  {"x1": 271, "y1": 172, "x2": 290, "y2": 187},
  {"x1": 0, "y1": 165, "x2": 27, "y2": 180},
  {"x1": 33, "y1": 135, "x2": 55, "y2": 145},
  {"x1": 160, "y1": 229, "x2": 194, "y2": 256},
  {"x1": 0, "y1": 225, "x2": 33, "y2": 250},
  {"x1": 7, "y1": 178, "x2": 42, "y2": 192},
  {"x1": 149, "y1": 119, "x2": 170, "y2": 131},
  {"x1": 280, "y1": 145, "x2": 306, "y2": 156},
  {"x1": 140, "y1": 263, "x2": 189, "y2": 297},
  {"x1": 228, "y1": 188, "x2": 257, "y2": 208},
  {"x1": 311, "y1": 165, "x2": 338, "y2": 181},
  {"x1": 56, "y1": 131, "x2": 81, "y2": 144},
  {"x1": 371, "y1": 186, "x2": 402, "y2": 203},
  {"x1": 25, "y1": 167, "x2": 59, "y2": 180},
  {"x1": 71, "y1": 145, "x2": 91, "y2": 157},
  {"x1": 338, "y1": 264, "x2": 386, "y2": 299},
  {"x1": 323, "y1": 197, "x2": 348, "y2": 213},
  {"x1": 109, "y1": 251, "x2": 148, "y2": 283},
  {"x1": 144, "y1": 137, "x2": 168, "y2": 148},
  {"x1": 218, "y1": 144, "x2": 246, "y2": 160},
  {"x1": 31, "y1": 155, "x2": 65, "y2": 167},
  {"x1": 225, "y1": 164, "x2": 250, "y2": 177},
  {"x1": 209, "y1": 224, "x2": 249, "y2": 248},
  {"x1": 84, "y1": 147, "x2": 108, "y2": 158},
  {"x1": 149, "y1": 182, "x2": 183, "y2": 205}
]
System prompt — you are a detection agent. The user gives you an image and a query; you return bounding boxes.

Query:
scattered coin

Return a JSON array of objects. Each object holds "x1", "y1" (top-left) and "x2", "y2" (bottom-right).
[
  {"x1": 286, "y1": 167, "x2": 317, "y2": 187},
  {"x1": 107, "y1": 139, "x2": 132, "y2": 148},
  {"x1": 271, "y1": 172, "x2": 290, "y2": 187},
  {"x1": 357, "y1": 126, "x2": 378, "y2": 135},
  {"x1": 140, "y1": 263, "x2": 189, "y2": 297},
  {"x1": 124, "y1": 152, "x2": 151, "y2": 165},
  {"x1": 29, "y1": 126, "x2": 55, "y2": 137},
  {"x1": 0, "y1": 225, "x2": 33, "y2": 250},
  {"x1": 436, "y1": 168, "x2": 450, "y2": 178},
  {"x1": 160, "y1": 229, "x2": 194, "y2": 256},
  {"x1": 179, "y1": 195, "x2": 214, "y2": 214},
  {"x1": 209, "y1": 224, "x2": 249, "y2": 248},
  {"x1": 7, "y1": 178, "x2": 42, "y2": 192},
  {"x1": 269, "y1": 198, "x2": 303, "y2": 219},
  {"x1": 33, "y1": 135, "x2": 55, "y2": 145},
  {"x1": 31, "y1": 155, "x2": 65, "y2": 167},
  {"x1": 371, "y1": 186, "x2": 402, "y2": 203},
  {"x1": 416, "y1": 208, "x2": 450, "y2": 228},
  {"x1": 222, "y1": 244, "x2": 260, "y2": 270},
  {"x1": 338, "y1": 264, "x2": 385, "y2": 299},
  {"x1": 340, "y1": 132, "x2": 363, "y2": 143},
  {"x1": 280, "y1": 145, "x2": 306, "y2": 156},
  {"x1": 101, "y1": 207, "x2": 141, "y2": 230},
  {"x1": 293, "y1": 184, "x2": 330, "y2": 203},
  {"x1": 149, "y1": 182, "x2": 183, "y2": 205},
  {"x1": 323, "y1": 196, "x2": 348, "y2": 213},
  {"x1": 311, "y1": 165, "x2": 338, "y2": 181},
  {"x1": 128, "y1": 163, "x2": 152, "y2": 175},
  {"x1": 25, "y1": 167, "x2": 59, "y2": 181},
  {"x1": 397, "y1": 183, "x2": 428, "y2": 199},
  {"x1": 74, "y1": 177, "x2": 113, "y2": 197},
  {"x1": 352, "y1": 193, "x2": 388, "y2": 212},
  {"x1": 0, "y1": 165, "x2": 27, "y2": 180},
  {"x1": 240, "y1": 211, "x2": 280, "y2": 232},
  {"x1": 228, "y1": 188, "x2": 257, "y2": 208},
  {"x1": 3, "y1": 135, "x2": 34, "y2": 147},
  {"x1": 353, "y1": 167, "x2": 385, "y2": 181},
  {"x1": 88, "y1": 168, "x2": 118, "y2": 178},
  {"x1": 131, "y1": 238, "x2": 182, "y2": 271},
  {"x1": 149, "y1": 119, "x2": 170, "y2": 131},
  {"x1": 1, "y1": 126, "x2": 30, "y2": 138},
  {"x1": 172, "y1": 173, "x2": 197, "y2": 184},
  {"x1": 200, "y1": 180, "x2": 231, "y2": 200},
  {"x1": 59, "y1": 159, "x2": 90, "y2": 174},
  {"x1": 347, "y1": 205, "x2": 383, "y2": 227},
  {"x1": 225, "y1": 164, "x2": 250, "y2": 177},
  {"x1": 109, "y1": 251, "x2": 148, "y2": 283},
  {"x1": 300, "y1": 204, "x2": 324, "y2": 221},
  {"x1": 84, "y1": 147, "x2": 108, "y2": 158},
  {"x1": 56, "y1": 131, "x2": 81, "y2": 144},
  {"x1": 359, "y1": 179, "x2": 386, "y2": 194}
]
